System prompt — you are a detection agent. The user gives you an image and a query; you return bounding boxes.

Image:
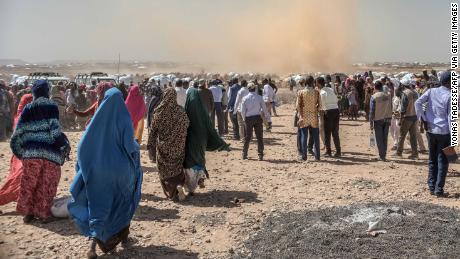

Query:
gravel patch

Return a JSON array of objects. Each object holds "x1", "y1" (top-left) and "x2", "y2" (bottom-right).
[{"x1": 234, "y1": 201, "x2": 460, "y2": 259}]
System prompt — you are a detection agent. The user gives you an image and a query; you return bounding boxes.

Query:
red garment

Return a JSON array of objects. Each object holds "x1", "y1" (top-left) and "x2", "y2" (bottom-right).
[
  {"x1": 0, "y1": 94, "x2": 33, "y2": 206},
  {"x1": 125, "y1": 85, "x2": 146, "y2": 129},
  {"x1": 74, "y1": 102, "x2": 98, "y2": 127},
  {"x1": 14, "y1": 94, "x2": 33, "y2": 128},
  {"x1": 0, "y1": 156, "x2": 23, "y2": 206},
  {"x1": 16, "y1": 159, "x2": 61, "y2": 219},
  {"x1": 73, "y1": 83, "x2": 112, "y2": 128}
]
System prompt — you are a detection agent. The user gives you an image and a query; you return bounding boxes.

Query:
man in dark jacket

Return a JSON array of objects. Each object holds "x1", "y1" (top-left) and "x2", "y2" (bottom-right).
[
  {"x1": 227, "y1": 78, "x2": 241, "y2": 140},
  {"x1": 395, "y1": 80, "x2": 419, "y2": 159},
  {"x1": 370, "y1": 81, "x2": 393, "y2": 161}
]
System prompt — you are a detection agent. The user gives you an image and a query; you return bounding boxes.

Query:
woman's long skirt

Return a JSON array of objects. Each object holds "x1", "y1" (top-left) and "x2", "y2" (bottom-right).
[
  {"x1": 160, "y1": 172, "x2": 186, "y2": 199},
  {"x1": 134, "y1": 119, "x2": 144, "y2": 144},
  {"x1": 0, "y1": 155, "x2": 23, "y2": 205},
  {"x1": 16, "y1": 159, "x2": 61, "y2": 219}
]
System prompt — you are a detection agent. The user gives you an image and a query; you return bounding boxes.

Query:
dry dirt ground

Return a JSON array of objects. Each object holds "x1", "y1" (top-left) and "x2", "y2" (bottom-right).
[{"x1": 0, "y1": 101, "x2": 459, "y2": 259}]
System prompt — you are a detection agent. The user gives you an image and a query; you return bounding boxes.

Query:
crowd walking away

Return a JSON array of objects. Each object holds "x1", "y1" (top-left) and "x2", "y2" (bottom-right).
[{"x1": 0, "y1": 69, "x2": 456, "y2": 257}]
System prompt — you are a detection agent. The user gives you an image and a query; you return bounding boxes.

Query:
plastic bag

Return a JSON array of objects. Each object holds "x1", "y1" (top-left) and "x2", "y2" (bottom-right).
[
  {"x1": 51, "y1": 196, "x2": 71, "y2": 218},
  {"x1": 184, "y1": 167, "x2": 207, "y2": 193},
  {"x1": 369, "y1": 132, "x2": 376, "y2": 147}
]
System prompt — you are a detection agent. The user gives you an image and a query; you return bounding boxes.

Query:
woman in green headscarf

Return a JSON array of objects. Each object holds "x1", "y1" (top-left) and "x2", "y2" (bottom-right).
[{"x1": 183, "y1": 88, "x2": 230, "y2": 194}]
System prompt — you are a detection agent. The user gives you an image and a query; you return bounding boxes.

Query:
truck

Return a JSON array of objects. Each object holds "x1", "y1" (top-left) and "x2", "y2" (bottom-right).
[
  {"x1": 26, "y1": 72, "x2": 70, "y2": 86},
  {"x1": 74, "y1": 72, "x2": 117, "y2": 88}
]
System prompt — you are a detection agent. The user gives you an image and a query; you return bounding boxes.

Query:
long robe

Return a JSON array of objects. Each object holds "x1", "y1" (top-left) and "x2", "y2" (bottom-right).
[
  {"x1": 184, "y1": 88, "x2": 229, "y2": 169},
  {"x1": 68, "y1": 88, "x2": 143, "y2": 243},
  {"x1": 148, "y1": 88, "x2": 189, "y2": 198}
]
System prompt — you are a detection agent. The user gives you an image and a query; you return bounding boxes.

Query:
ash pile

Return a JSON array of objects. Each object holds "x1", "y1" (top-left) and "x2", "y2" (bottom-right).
[{"x1": 234, "y1": 201, "x2": 460, "y2": 259}]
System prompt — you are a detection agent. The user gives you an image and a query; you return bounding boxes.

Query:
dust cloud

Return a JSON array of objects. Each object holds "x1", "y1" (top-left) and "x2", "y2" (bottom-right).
[
  {"x1": 2, "y1": 0, "x2": 358, "y2": 74},
  {"x1": 154, "y1": 0, "x2": 358, "y2": 74}
]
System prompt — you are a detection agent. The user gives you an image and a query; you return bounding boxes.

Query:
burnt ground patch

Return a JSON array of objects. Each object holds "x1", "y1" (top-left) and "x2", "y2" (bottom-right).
[{"x1": 234, "y1": 201, "x2": 460, "y2": 259}]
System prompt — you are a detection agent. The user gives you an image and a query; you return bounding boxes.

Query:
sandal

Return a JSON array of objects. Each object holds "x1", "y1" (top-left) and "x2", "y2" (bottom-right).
[{"x1": 23, "y1": 214, "x2": 35, "y2": 224}]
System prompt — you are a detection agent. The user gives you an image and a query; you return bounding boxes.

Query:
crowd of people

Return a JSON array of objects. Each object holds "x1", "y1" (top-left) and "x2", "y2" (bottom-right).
[{"x1": 0, "y1": 68, "x2": 454, "y2": 258}]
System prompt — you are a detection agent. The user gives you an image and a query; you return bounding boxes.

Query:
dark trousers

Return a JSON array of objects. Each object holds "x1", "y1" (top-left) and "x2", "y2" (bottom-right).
[
  {"x1": 427, "y1": 133, "x2": 450, "y2": 194},
  {"x1": 0, "y1": 115, "x2": 7, "y2": 141},
  {"x1": 308, "y1": 132, "x2": 314, "y2": 152},
  {"x1": 211, "y1": 102, "x2": 224, "y2": 135},
  {"x1": 297, "y1": 128, "x2": 302, "y2": 155},
  {"x1": 301, "y1": 127, "x2": 320, "y2": 160},
  {"x1": 271, "y1": 102, "x2": 277, "y2": 115},
  {"x1": 324, "y1": 109, "x2": 341, "y2": 154},
  {"x1": 373, "y1": 119, "x2": 391, "y2": 159},
  {"x1": 243, "y1": 115, "x2": 264, "y2": 157},
  {"x1": 397, "y1": 118, "x2": 418, "y2": 155},
  {"x1": 230, "y1": 113, "x2": 240, "y2": 139},
  {"x1": 223, "y1": 105, "x2": 229, "y2": 133}
]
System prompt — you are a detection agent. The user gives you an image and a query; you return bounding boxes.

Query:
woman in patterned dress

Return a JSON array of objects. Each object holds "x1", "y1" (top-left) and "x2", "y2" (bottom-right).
[
  {"x1": 147, "y1": 88, "x2": 190, "y2": 200},
  {"x1": 10, "y1": 80, "x2": 70, "y2": 223}
]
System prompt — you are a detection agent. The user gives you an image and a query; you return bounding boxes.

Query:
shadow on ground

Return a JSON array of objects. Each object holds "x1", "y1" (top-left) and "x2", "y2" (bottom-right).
[
  {"x1": 141, "y1": 193, "x2": 167, "y2": 202},
  {"x1": 274, "y1": 131, "x2": 297, "y2": 136},
  {"x1": 264, "y1": 158, "x2": 299, "y2": 164},
  {"x1": 182, "y1": 190, "x2": 261, "y2": 208},
  {"x1": 98, "y1": 245, "x2": 198, "y2": 259},
  {"x1": 142, "y1": 166, "x2": 158, "y2": 173},
  {"x1": 134, "y1": 206, "x2": 180, "y2": 222},
  {"x1": 29, "y1": 218, "x2": 80, "y2": 236}
]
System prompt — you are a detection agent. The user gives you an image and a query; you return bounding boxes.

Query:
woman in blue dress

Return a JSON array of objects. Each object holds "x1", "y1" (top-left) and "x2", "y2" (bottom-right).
[{"x1": 68, "y1": 88, "x2": 143, "y2": 258}]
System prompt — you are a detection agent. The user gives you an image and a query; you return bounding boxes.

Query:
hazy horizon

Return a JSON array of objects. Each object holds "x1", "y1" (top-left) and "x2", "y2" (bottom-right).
[{"x1": 0, "y1": 0, "x2": 451, "y2": 72}]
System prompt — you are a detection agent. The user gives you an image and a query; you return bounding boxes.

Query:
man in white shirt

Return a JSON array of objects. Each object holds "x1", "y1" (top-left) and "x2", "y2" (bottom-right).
[
  {"x1": 209, "y1": 80, "x2": 224, "y2": 135},
  {"x1": 233, "y1": 80, "x2": 250, "y2": 141},
  {"x1": 175, "y1": 79, "x2": 187, "y2": 107},
  {"x1": 262, "y1": 79, "x2": 275, "y2": 116},
  {"x1": 241, "y1": 82, "x2": 271, "y2": 161},
  {"x1": 318, "y1": 77, "x2": 341, "y2": 157}
]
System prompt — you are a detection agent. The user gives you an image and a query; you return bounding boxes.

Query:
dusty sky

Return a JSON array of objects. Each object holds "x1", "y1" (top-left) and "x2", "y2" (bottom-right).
[{"x1": 0, "y1": 0, "x2": 451, "y2": 71}]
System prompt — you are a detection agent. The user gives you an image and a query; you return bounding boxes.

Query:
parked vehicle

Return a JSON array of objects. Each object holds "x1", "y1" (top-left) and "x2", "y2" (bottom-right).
[
  {"x1": 74, "y1": 72, "x2": 117, "y2": 88},
  {"x1": 27, "y1": 72, "x2": 70, "y2": 85}
]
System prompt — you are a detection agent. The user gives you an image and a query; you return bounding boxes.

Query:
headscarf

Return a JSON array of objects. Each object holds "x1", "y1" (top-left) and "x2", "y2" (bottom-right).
[
  {"x1": 149, "y1": 88, "x2": 189, "y2": 180},
  {"x1": 31, "y1": 80, "x2": 49, "y2": 99},
  {"x1": 96, "y1": 82, "x2": 112, "y2": 104},
  {"x1": 184, "y1": 88, "x2": 229, "y2": 169},
  {"x1": 155, "y1": 87, "x2": 178, "y2": 116},
  {"x1": 68, "y1": 88, "x2": 143, "y2": 243},
  {"x1": 147, "y1": 85, "x2": 163, "y2": 127},
  {"x1": 13, "y1": 94, "x2": 33, "y2": 128},
  {"x1": 125, "y1": 85, "x2": 147, "y2": 129}
]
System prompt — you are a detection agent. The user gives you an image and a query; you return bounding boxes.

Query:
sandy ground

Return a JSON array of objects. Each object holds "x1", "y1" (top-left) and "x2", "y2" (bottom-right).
[{"x1": 0, "y1": 102, "x2": 459, "y2": 259}]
